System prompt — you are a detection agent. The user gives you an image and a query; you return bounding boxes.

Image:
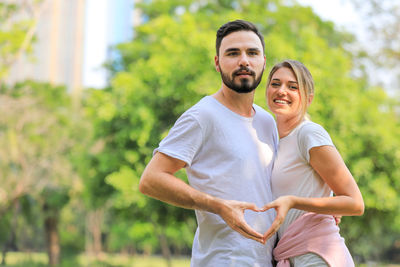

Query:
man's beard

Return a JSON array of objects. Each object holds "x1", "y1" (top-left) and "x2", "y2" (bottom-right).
[{"x1": 220, "y1": 66, "x2": 264, "y2": 94}]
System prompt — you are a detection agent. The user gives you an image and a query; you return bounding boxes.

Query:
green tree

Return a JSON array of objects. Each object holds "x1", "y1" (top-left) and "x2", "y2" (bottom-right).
[
  {"x1": 0, "y1": 81, "x2": 85, "y2": 265},
  {"x1": 0, "y1": 0, "x2": 48, "y2": 83},
  {"x1": 351, "y1": 0, "x2": 400, "y2": 95}
]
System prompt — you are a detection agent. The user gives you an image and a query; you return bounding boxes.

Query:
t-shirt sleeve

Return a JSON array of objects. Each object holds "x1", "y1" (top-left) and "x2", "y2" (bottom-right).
[
  {"x1": 298, "y1": 123, "x2": 335, "y2": 163},
  {"x1": 154, "y1": 112, "x2": 203, "y2": 167},
  {"x1": 272, "y1": 118, "x2": 279, "y2": 155}
]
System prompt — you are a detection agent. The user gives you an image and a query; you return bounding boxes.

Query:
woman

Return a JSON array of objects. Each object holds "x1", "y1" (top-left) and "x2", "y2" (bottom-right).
[{"x1": 262, "y1": 60, "x2": 364, "y2": 266}]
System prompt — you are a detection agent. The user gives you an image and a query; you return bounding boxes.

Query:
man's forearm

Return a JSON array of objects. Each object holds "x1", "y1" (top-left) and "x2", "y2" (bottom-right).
[{"x1": 139, "y1": 168, "x2": 222, "y2": 213}]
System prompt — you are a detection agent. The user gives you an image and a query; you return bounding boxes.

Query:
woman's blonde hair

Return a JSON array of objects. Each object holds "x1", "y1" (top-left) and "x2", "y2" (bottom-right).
[{"x1": 267, "y1": 59, "x2": 314, "y2": 119}]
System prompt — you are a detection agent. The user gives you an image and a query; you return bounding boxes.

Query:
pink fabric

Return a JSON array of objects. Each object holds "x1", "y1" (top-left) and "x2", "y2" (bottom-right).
[{"x1": 273, "y1": 212, "x2": 354, "y2": 267}]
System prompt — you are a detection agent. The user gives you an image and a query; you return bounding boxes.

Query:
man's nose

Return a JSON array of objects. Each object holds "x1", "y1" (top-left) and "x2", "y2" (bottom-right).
[{"x1": 238, "y1": 53, "x2": 250, "y2": 67}]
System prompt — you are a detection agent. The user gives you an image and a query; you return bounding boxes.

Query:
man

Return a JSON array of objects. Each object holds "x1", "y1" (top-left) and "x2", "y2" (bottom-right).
[{"x1": 139, "y1": 20, "x2": 278, "y2": 266}]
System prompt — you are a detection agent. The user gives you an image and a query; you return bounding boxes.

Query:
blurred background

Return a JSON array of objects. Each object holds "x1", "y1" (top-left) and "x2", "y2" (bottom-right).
[{"x1": 0, "y1": 0, "x2": 399, "y2": 266}]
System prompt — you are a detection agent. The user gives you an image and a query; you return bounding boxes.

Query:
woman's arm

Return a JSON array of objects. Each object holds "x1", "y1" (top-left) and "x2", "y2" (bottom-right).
[
  {"x1": 262, "y1": 145, "x2": 364, "y2": 241},
  {"x1": 294, "y1": 145, "x2": 364, "y2": 215}
]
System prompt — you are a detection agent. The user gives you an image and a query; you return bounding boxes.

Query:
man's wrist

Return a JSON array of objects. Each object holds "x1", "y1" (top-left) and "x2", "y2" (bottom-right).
[{"x1": 193, "y1": 193, "x2": 223, "y2": 214}]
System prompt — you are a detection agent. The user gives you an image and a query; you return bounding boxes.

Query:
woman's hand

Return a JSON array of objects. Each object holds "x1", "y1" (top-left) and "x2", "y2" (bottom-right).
[{"x1": 260, "y1": 195, "x2": 295, "y2": 242}]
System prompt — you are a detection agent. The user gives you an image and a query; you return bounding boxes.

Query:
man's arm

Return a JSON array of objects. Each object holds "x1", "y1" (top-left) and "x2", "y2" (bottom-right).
[{"x1": 139, "y1": 151, "x2": 266, "y2": 243}]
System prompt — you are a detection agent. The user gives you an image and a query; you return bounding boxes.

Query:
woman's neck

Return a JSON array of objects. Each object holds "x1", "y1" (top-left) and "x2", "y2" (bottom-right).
[{"x1": 276, "y1": 115, "x2": 305, "y2": 138}]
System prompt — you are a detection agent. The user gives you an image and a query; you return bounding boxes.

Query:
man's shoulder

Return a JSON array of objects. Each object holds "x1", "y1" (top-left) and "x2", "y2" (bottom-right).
[
  {"x1": 182, "y1": 96, "x2": 218, "y2": 119},
  {"x1": 253, "y1": 104, "x2": 275, "y2": 121}
]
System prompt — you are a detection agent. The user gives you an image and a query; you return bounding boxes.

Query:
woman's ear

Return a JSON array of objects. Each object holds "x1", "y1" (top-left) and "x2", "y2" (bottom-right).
[{"x1": 308, "y1": 94, "x2": 314, "y2": 105}]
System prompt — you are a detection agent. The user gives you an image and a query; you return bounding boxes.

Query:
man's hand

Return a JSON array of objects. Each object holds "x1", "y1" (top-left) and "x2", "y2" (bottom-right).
[
  {"x1": 217, "y1": 199, "x2": 265, "y2": 244},
  {"x1": 259, "y1": 196, "x2": 294, "y2": 242},
  {"x1": 334, "y1": 215, "x2": 342, "y2": 225}
]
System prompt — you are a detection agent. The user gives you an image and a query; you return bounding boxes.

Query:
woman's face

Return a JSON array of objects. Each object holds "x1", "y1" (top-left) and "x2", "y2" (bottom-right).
[{"x1": 266, "y1": 67, "x2": 302, "y2": 120}]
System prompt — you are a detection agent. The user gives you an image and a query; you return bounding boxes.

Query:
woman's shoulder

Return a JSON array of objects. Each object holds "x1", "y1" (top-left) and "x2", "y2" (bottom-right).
[
  {"x1": 298, "y1": 120, "x2": 329, "y2": 136},
  {"x1": 297, "y1": 120, "x2": 333, "y2": 146}
]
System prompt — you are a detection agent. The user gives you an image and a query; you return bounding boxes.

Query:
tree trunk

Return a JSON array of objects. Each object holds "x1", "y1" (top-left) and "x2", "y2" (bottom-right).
[
  {"x1": 151, "y1": 221, "x2": 171, "y2": 267},
  {"x1": 85, "y1": 208, "x2": 104, "y2": 257},
  {"x1": 159, "y1": 231, "x2": 172, "y2": 267},
  {"x1": 43, "y1": 203, "x2": 60, "y2": 266},
  {"x1": 1, "y1": 199, "x2": 20, "y2": 265}
]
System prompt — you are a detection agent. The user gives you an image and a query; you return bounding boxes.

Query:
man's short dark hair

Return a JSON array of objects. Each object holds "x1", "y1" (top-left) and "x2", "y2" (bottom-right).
[{"x1": 216, "y1": 20, "x2": 265, "y2": 56}]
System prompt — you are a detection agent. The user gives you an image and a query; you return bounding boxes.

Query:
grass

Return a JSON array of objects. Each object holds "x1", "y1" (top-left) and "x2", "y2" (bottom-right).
[
  {"x1": 0, "y1": 252, "x2": 190, "y2": 267},
  {"x1": 1, "y1": 252, "x2": 399, "y2": 267}
]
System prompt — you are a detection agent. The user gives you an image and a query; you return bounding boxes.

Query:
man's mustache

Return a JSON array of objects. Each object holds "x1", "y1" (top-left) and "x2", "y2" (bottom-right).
[{"x1": 233, "y1": 67, "x2": 256, "y2": 77}]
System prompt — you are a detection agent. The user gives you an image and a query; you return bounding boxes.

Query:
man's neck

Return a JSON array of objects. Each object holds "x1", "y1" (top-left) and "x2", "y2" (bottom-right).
[{"x1": 212, "y1": 86, "x2": 255, "y2": 117}]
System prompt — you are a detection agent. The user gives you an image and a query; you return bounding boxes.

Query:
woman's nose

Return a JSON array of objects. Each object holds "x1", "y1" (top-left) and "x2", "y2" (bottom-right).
[{"x1": 276, "y1": 85, "x2": 287, "y2": 95}]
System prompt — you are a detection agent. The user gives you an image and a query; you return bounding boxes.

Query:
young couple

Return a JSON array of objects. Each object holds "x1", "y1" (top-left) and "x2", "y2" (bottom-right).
[{"x1": 139, "y1": 20, "x2": 364, "y2": 266}]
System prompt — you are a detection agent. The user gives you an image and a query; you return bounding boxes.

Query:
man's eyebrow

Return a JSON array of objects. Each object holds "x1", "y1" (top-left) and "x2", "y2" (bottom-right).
[
  {"x1": 247, "y1": 48, "x2": 261, "y2": 52},
  {"x1": 224, "y1": 47, "x2": 262, "y2": 54},
  {"x1": 224, "y1": 48, "x2": 240, "y2": 53}
]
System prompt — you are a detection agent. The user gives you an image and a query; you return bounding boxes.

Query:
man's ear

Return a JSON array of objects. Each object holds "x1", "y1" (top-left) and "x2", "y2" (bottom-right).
[{"x1": 214, "y1": 55, "x2": 220, "y2": 72}]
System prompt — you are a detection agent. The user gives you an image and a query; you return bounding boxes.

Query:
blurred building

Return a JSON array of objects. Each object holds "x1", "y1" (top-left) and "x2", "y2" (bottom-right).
[{"x1": 7, "y1": 0, "x2": 140, "y2": 97}]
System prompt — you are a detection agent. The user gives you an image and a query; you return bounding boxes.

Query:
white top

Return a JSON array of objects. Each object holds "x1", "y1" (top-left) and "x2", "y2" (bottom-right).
[
  {"x1": 271, "y1": 120, "x2": 334, "y2": 239},
  {"x1": 155, "y1": 96, "x2": 278, "y2": 267}
]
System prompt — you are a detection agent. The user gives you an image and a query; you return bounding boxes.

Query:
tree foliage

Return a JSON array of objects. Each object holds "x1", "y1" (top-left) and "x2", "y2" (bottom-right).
[
  {"x1": 0, "y1": 81, "x2": 85, "y2": 264},
  {"x1": 351, "y1": 0, "x2": 400, "y2": 94},
  {"x1": 0, "y1": 0, "x2": 47, "y2": 82}
]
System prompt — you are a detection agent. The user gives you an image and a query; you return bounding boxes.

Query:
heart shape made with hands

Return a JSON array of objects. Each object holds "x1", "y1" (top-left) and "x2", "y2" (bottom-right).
[{"x1": 244, "y1": 207, "x2": 279, "y2": 243}]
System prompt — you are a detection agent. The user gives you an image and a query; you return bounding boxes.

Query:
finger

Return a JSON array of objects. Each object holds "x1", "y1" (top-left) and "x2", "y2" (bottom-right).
[
  {"x1": 333, "y1": 215, "x2": 342, "y2": 225},
  {"x1": 259, "y1": 203, "x2": 274, "y2": 212},
  {"x1": 239, "y1": 222, "x2": 264, "y2": 239},
  {"x1": 262, "y1": 226, "x2": 277, "y2": 241},
  {"x1": 233, "y1": 216, "x2": 266, "y2": 240},
  {"x1": 262, "y1": 218, "x2": 283, "y2": 240},
  {"x1": 236, "y1": 225, "x2": 265, "y2": 244},
  {"x1": 242, "y1": 202, "x2": 262, "y2": 212},
  {"x1": 229, "y1": 222, "x2": 264, "y2": 243}
]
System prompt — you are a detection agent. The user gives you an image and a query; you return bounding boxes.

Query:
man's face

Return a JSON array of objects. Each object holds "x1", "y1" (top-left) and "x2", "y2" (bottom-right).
[{"x1": 215, "y1": 31, "x2": 266, "y2": 93}]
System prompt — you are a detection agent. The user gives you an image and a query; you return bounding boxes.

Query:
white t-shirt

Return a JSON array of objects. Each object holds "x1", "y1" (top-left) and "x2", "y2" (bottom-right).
[
  {"x1": 155, "y1": 96, "x2": 278, "y2": 267},
  {"x1": 271, "y1": 120, "x2": 334, "y2": 239}
]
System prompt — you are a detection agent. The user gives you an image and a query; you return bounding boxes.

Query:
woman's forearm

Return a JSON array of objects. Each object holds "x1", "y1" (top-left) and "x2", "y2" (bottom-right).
[{"x1": 291, "y1": 195, "x2": 364, "y2": 216}]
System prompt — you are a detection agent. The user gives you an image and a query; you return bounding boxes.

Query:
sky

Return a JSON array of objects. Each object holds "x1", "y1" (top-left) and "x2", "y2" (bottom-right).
[
  {"x1": 83, "y1": 0, "x2": 134, "y2": 89},
  {"x1": 297, "y1": 0, "x2": 358, "y2": 26},
  {"x1": 296, "y1": 0, "x2": 365, "y2": 40},
  {"x1": 297, "y1": 0, "x2": 398, "y2": 95}
]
